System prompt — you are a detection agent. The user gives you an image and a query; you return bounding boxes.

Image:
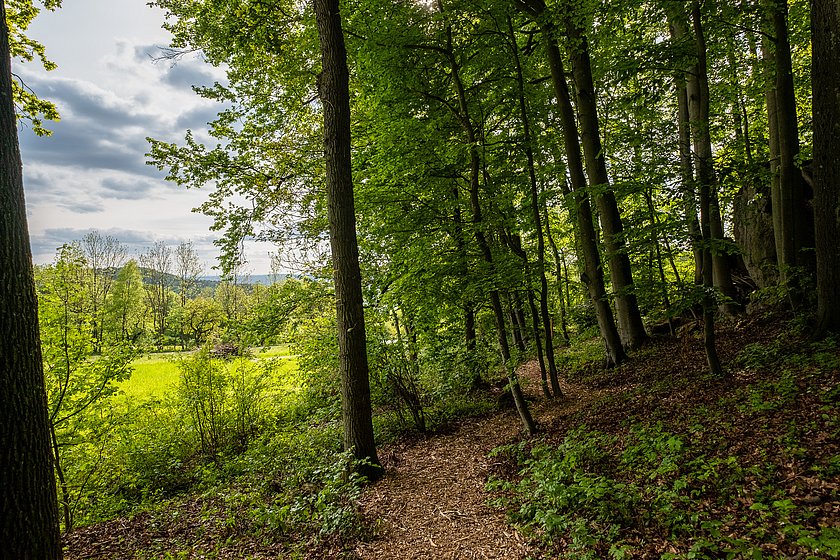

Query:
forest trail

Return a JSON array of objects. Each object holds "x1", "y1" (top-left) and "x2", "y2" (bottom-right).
[{"x1": 353, "y1": 361, "x2": 598, "y2": 560}]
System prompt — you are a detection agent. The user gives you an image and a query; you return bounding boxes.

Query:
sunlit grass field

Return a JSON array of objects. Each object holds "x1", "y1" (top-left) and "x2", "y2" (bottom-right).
[
  {"x1": 118, "y1": 356, "x2": 180, "y2": 400},
  {"x1": 117, "y1": 345, "x2": 300, "y2": 402}
]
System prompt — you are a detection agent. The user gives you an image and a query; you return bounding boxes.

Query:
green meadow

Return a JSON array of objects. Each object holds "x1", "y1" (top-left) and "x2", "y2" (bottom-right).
[
  {"x1": 118, "y1": 356, "x2": 181, "y2": 400},
  {"x1": 118, "y1": 345, "x2": 299, "y2": 402}
]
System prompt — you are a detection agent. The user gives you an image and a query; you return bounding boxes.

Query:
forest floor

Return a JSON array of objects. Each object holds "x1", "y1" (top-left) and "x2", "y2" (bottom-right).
[
  {"x1": 64, "y1": 312, "x2": 840, "y2": 559},
  {"x1": 351, "y1": 368, "x2": 599, "y2": 560}
]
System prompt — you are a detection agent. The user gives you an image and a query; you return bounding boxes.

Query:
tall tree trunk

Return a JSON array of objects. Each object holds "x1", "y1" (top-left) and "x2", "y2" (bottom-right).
[
  {"x1": 544, "y1": 202, "x2": 571, "y2": 344},
  {"x1": 766, "y1": 0, "x2": 813, "y2": 301},
  {"x1": 314, "y1": 0, "x2": 381, "y2": 478},
  {"x1": 563, "y1": 13, "x2": 648, "y2": 350},
  {"x1": 0, "y1": 6, "x2": 64, "y2": 556},
  {"x1": 440, "y1": 9, "x2": 536, "y2": 433},
  {"x1": 508, "y1": 16, "x2": 562, "y2": 396},
  {"x1": 675, "y1": 79, "x2": 703, "y2": 285},
  {"x1": 811, "y1": 0, "x2": 840, "y2": 334},
  {"x1": 518, "y1": 0, "x2": 625, "y2": 366},
  {"x1": 762, "y1": 36, "x2": 782, "y2": 270},
  {"x1": 685, "y1": 4, "x2": 725, "y2": 375},
  {"x1": 684, "y1": 2, "x2": 739, "y2": 315}
]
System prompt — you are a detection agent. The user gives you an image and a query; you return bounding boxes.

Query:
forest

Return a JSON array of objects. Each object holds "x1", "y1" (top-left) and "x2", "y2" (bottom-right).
[{"x1": 1, "y1": 0, "x2": 838, "y2": 558}]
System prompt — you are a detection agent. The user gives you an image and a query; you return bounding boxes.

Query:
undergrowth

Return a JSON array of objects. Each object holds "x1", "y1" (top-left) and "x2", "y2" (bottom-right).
[{"x1": 488, "y1": 328, "x2": 840, "y2": 559}]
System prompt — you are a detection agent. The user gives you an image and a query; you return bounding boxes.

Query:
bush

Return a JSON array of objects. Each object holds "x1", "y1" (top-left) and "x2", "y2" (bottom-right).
[{"x1": 176, "y1": 347, "x2": 277, "y2": 457}]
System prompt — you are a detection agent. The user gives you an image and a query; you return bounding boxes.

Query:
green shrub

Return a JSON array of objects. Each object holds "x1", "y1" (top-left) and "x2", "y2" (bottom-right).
[
  {"x1": 488, "y1": 429, "x2": 638, "y2": 554},
  {"x1": 175, "y1": 347, "x2": 279, "y2": 457}
]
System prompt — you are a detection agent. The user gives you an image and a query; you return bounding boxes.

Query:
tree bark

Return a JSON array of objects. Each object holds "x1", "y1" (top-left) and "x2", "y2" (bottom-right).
[
  {"x1": 563, "y1": 14, "x2": 648, "y2": 350},
  {"x1": 811, "y1": 0, "x2": 840, "y2": 334},
  {"x1": 507, "y1": 16, "x2": 562, "y2": 396},
  {"x1": 674, "y1": 71, "x2": 703, "y2": 286},
  {"x1": 438, "y1": 7, "x2": 536, "y2": 433},
  {"x1": 518, "y1": 0, "x2": 625, "y2": 366},
  {"x1": 686, "y1": 4, "x2": 724, "y2": 376},
  {"x1": 666, "y1": 1, "x2": 724, "y2": 373},
  {"x1": 684, "y1": 3, "x2": 739, "y2": 315},
  {"x1": 766, "y1": 0, "x2": 814, "y2": 299},
  {"x1": 0, "y1": 5, "x2": 64, "y2": 556},
  {"x1": 314, "y1": 0, "x2": 381, "y2": 478}
]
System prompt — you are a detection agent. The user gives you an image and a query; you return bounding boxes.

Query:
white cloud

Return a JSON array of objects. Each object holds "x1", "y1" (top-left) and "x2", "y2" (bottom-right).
[{"x1": 15, "y1": 2, "x2": 275, "y2": 273}]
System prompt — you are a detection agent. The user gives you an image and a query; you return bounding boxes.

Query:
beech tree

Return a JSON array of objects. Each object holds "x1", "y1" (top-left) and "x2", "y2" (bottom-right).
[
  {"x1": 0, "y1": 1, "x2": 63, "y2": 555},
  {"x1": 765, "y1": 0, "x2": 813, "y2": 300},
  {"x1": 811, "y1": 0, "x2": 840, "y2": 334},
  {"x1": 517, "y1": 0, "x2": 626, "y2": 367},
  {"x1": 560, "y1": 0, "x2": 648, "y2": 350},
  {"x1": 148, "y1": 0, "x2": 830, "y2": 443},
  {"x1": 313, "y1": 0, "x2": 383, "y2": 474}
]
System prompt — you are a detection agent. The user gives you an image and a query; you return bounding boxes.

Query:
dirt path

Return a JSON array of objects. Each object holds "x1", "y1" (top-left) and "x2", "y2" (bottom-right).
[
  {"x1": 353, "y1": 362, "x2": 598, "y2": 560},
  {"x1": 353, "y1": 409, "x2": 532, "y2": 559}
]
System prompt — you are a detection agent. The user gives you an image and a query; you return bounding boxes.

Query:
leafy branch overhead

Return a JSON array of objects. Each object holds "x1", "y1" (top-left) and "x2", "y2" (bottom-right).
[{"x1": 6, "y1": 0, "x2": 60, "y2": 134}]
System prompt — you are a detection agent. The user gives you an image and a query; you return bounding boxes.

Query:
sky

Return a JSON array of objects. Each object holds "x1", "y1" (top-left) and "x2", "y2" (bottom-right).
[{"x1": 16, "y1": 0, "x2": 278, "y2": 275}]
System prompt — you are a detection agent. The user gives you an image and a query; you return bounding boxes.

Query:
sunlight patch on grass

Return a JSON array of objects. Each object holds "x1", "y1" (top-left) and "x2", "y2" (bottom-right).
[
  {"x1": 118, "y1": 356, "x2": 181, "y2": 401},
  {"x1": 118, "y1": 351, "x2": 302, "y2": 403},
  {"x1": 254, "y1": 344, "x2": 293, "y2": 358}
]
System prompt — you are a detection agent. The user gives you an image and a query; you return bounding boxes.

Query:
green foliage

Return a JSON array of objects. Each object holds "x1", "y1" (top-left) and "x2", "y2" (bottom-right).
[
  {"x1": 369, "y1": 336, "x2": 426, "y2": 433},
  {"x1": 488, "y1": 415, "x2": 836, "y2": 559},
  {"x1": 104, "y1": 259, "x2": 147, "y2": 345},
  {"x1": 488, "y1": 430, "x2": 638, "y2": 555},
  {"x1": 176, "y1": 347, "x2": 277, "y2": 457},
  {"x1": 105, "y1": 397, "x2": 196, "y2": 505},
  {"x1": 37, "y1": 245, "x2": 137, "y2": 530},
  {"x1": 292, "y1": 315, "x2": 341, "y2": 421},
  {"x1": 177, "y1": 348, "x2": 231, "y2": 457},
  {"x1": 249, "y1": 449, "x2": 369, "y2": 542},
  {"x1": 5, "y1": 0, "x2": 62, "y2": 134}
]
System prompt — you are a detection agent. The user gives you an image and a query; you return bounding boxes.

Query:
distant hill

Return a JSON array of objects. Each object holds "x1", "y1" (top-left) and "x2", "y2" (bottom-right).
[
  {"x1": 99, "y1": 267, "x2": 292, "y2": 290},
  {"x1": 200, "y1": 274, "x2": 295, "y2": 286}
]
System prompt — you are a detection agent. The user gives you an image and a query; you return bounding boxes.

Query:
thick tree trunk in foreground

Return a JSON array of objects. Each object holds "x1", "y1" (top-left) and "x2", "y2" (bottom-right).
[
  {"x1": 314, "y1": 0, "x2": 381, "y2": 478},
  {"x1": 811, "y1": 0, "x2": 840, "y2": 334},
  {"x1": 0, "y1": 6, "x2": 64, "y2": 556}
]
